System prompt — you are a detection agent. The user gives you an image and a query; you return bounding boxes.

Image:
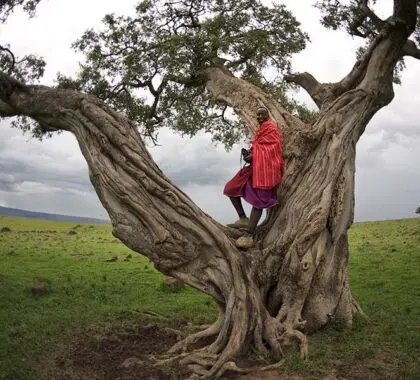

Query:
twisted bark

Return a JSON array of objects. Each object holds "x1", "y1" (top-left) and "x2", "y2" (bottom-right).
[{"x1": 0, "y1": 2, "x2": 416, "y2": 377}]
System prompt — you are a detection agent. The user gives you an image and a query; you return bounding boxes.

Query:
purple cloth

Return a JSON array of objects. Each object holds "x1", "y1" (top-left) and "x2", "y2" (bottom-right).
[{"x1": 243, "y1": 178, "x2": 278, "y2": 209}]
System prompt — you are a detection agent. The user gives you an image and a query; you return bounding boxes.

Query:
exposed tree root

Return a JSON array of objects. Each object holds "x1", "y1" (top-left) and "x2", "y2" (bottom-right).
[
  {"x1": 161, "y1": 327, "x2": 184, "y2": 338},
  {"x1": 214, "y1": 361, "x2": 252, "y2": 378},
  {"x1": 150, "y1": 352, "x2": 191, "y2": 367},
  {"x1": 152, "y1": 305, "x2": 310, "y2": 379},
  {"x1": 263, "y1": 316, "x2": 285, "y2": 359},
  {"x1": 159, "y1": 280, "x2": 313, "y2": 378},
  {"x1": 352, "y1": 298, "x2": 369, "y2": 320},
  {"x1": 259, "y1": 359, "x2": 286, "y2": 371},
  {"x1": 168, "y1": 310, "x2": 224, "y2": 354},
  {"x1": 280, "y1": 328, "x2": 308, "y2": 359},
  {"x1": 180, "y1": 352, "x2": 219, "y2": 367},
  {"x1": 138, "y1": 310, "x2": 169, "y2": 319}
]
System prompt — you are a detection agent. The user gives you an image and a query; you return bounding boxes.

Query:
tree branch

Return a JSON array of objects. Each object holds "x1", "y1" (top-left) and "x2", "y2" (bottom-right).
[
  {"x1": 0, "y1": 70, "x2": 248, "y2": 283},
  {"x1": 285, "y1": 0, "x2": 416, "y2": 108},
  {"x1": 0, "y1": 45, "x2": 16, "y2": 74},
  {"x1": 360, "y1": 1, "x2": 386, "y2": 31},
  {"x1": 292, "y1": 0, "x2": 417, "y2": 112},
  {"x1": 335, "y1": 32, "x2": 383, "y2": 94},
  {"x1": 283, "y1": 72, "x2": 330, "y2": 109},
  {"x1": 0, "y1": 71, "x2": 26, "y2": 103},
  {"x1": 348, "y1": 1, "x2": 420, "y2": 60},
  {"x1": 164, "y1": 70, "x2": 207, "y2": 87},
  {"x1": 0, "y1": 99, "x2": 16, "y2": 116},
  {"x1": 393, "y1": 0, "x2": 417, "y2": 34},
  {"x1": 225, "y1": 56, "x2": 250, "y2": 70},
  {"x1": 402, "y1": 39, "x2": 420, "y2": 59},
  {"x1": 351, "y1": 0, "x2": 386, "y2": 37}
]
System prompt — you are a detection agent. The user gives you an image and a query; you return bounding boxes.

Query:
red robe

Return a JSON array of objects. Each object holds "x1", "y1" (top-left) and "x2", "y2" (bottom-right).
[
  {"x1": 251, "y1": 119, "x2": 285, "y2": 189},
  {"x1": 223, "y1": 120, "x2": 285, "y2": 197}
]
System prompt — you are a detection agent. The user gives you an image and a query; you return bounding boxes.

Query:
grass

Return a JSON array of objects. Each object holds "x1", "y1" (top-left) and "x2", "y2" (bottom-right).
[
  {"x1": 0, "y1": 215, "x2": 419, "y2": 379},
  {"x1": 0, "y1": 216, "x2": 216, "y2": 380},
  {"x1": 287, "y1": 217, "x2": 420, "y2": 379}
]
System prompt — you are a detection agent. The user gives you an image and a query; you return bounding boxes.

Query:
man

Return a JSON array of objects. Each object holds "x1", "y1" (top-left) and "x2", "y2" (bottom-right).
[{"x1": 223, "y1": 107, "x2": 285, "y2": 249}]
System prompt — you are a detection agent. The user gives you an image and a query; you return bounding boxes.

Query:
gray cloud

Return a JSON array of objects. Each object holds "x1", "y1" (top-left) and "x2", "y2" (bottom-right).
[
  {"x1": 0, "y1": 0, "x2": 419, "y2": 224},
  {"x1": 355, "y1": 166, "x2": 420, "y2": 221},
  {"x1": 147, "y1": 130, "x2": 249, "y2": 223},
  {"x1": 0, "y1": 173, "x2": 15, "y2": 192},
  {"x1": 153, "y1": 140, "x2": 243, "y2": 188},
  {"x1": 0, "y1": 157, "x2": 91, "y2": 192}
]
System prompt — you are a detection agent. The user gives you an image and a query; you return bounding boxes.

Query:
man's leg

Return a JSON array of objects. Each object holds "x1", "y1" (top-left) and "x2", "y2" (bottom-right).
[
  {"x1": 247, "y1": 207, "x2": 263, "y2": 234},
  {"x1": 230, "y1": 197, "x2": 246, "y2": 218},
  {"x1": 227, "y1": 197, "x2": 249, "y2": 229}
]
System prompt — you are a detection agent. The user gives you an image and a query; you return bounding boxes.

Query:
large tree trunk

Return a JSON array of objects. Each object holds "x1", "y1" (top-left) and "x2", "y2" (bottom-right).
[{"x1": 0, "y1": 3, "x2": 416, "y2": 377}]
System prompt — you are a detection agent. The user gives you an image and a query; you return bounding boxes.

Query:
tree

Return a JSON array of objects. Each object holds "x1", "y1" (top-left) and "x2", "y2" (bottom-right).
[
  {"x1": 0, "y1": 0, "x2": 418, "y2": 378},
  {"x1": 416, "y1": 206, "x2": 420, "y2": 214}
]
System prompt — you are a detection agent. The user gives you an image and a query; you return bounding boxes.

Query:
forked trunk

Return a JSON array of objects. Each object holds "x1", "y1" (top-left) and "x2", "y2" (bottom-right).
[
  {"x1": 0, "y1": 77, "x2": 371, "y2": 378},
  {"x1": 0, "y1": 4, "x2": 415, "y2": 376}
]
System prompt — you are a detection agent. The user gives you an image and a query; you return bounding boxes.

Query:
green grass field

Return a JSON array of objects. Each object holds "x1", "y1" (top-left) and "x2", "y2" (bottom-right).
[{"x1": 0, "y1": 215, "x2": 419, "y2": 379}]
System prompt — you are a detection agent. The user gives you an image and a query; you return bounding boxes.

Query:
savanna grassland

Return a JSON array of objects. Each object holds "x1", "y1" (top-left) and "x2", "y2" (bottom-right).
[{"x1": 0, "y1": 215, "x2": 419, "y2": 379}]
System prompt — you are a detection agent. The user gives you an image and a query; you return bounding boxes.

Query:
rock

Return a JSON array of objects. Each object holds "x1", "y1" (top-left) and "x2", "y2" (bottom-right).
[
  {"x1": 67, "y1": 230, "x2": 77, "y2": 235},
  {"x1": 31, "y1": 282, "x2": 47, "y2": 296},
  {"x1": 0, "y1": 227, "x2": 11, "y2": 233},
  {"x1": 119, "y1": 357, "x2": 144, "y2": 369},
  {"x1": 105, "y1": 256, "x2": 118, "y2": 262},
  {"x1": 163, "y1": 276, "x2": 185, "y2": 290}
]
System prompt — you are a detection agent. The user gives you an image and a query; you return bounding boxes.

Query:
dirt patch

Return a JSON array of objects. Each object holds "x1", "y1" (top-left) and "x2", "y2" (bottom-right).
[
  {"x1": 339, "y1": 350, "x2": 401, "y2": 380},
  {"x1": 43, "y1": 322, "x2": 403, "y2": 380},
  {"x1": 52, "y1": 322, "x2": 185, "y2": 380}
]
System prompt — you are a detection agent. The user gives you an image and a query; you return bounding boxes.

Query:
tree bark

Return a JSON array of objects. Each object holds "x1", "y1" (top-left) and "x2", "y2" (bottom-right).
[{"x1": 0, "y1": 4, "x2": 416, "y2": 377}]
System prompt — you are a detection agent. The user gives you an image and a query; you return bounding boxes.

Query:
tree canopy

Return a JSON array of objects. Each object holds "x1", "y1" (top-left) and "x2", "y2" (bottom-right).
[
  {"x1": 2, "y1": 1, "x2": 420, "y2": 144},
  {"x1": 2, "y1": 0, "x2": 315, "y2": 145},
  {"x1": 60, "y1": 0, "x2": 314, "y2": 146},
  {"x1": 316, "y1": 0, "x2": 420, "y2": 83}
]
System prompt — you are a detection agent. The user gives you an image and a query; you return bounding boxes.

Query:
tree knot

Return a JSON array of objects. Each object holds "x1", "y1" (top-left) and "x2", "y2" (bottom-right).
[{"x1": 301, "y1": 261, "x2": 310, "y2": 271}]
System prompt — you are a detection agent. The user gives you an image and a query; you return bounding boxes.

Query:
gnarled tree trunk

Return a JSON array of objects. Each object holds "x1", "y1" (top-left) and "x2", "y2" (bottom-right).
[{"x1": 0, "y1": 2, "x2": 416, "y2": 378}]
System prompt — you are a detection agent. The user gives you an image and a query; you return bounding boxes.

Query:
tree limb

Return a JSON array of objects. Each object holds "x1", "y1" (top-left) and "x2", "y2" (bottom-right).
[
  {"x1": 402, "y1": 39, "x2": 420, "y2": 59},
  {"x1": 393, "y1": 0, "x2": 417, "y2": 34},
  {"x1": 0, "y1": 68, "x2": 244, "y2": 255},
  {"x1": 0, "y1": 99, "x2": 16, "y2": 116},
  {"x1": 0, "y1": 45, "x2": 16, "y2": 74},
  {"x1": 0, "y1": 71, "x2": 26, "y2": 102},
  {"x1": 284, "y1": 0, "x2": 417, "y2": 109},
  {"x1": 283, "y1": 72, "x2": 331, "y2": 109},
  {"x1": 355, "y1": 0, "x2": 386, "y2": 34},
  {"x1": 320, "y1": 0, "x2": 416, "y2": 104},
  {"x1": 352, "y1": 0, "x2": 420, "y2": 60}
]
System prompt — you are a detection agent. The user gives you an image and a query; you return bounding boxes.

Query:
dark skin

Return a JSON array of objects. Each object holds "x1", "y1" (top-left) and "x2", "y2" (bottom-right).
[
  {"x1": 229, "y1": 108, "x2": 270, "y2": 235},
  {"x1": 243, "y1": 109, "x2": 269, "y2": 162}
]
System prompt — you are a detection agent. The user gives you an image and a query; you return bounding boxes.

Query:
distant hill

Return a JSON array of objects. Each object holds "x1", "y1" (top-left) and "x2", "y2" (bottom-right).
[{"x1": 0, "y1": 206, "x2": 109, "y2": 224}]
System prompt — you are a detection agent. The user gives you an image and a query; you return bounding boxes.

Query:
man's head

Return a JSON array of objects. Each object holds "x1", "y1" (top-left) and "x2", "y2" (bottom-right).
[{"x1": 256, "y1": 107, "x2": 269, "y2": 124}]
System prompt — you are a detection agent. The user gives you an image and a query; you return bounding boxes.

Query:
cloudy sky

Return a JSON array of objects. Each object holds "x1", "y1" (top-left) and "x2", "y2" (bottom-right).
[{"x1": 0, "y1": 0, "x2": 419, "y2": 224}]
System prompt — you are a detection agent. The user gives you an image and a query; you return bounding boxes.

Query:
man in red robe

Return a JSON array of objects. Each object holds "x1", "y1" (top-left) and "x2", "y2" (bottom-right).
[{"x1": 224, "y1": 107, "x2": 285, "y2": 249}]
